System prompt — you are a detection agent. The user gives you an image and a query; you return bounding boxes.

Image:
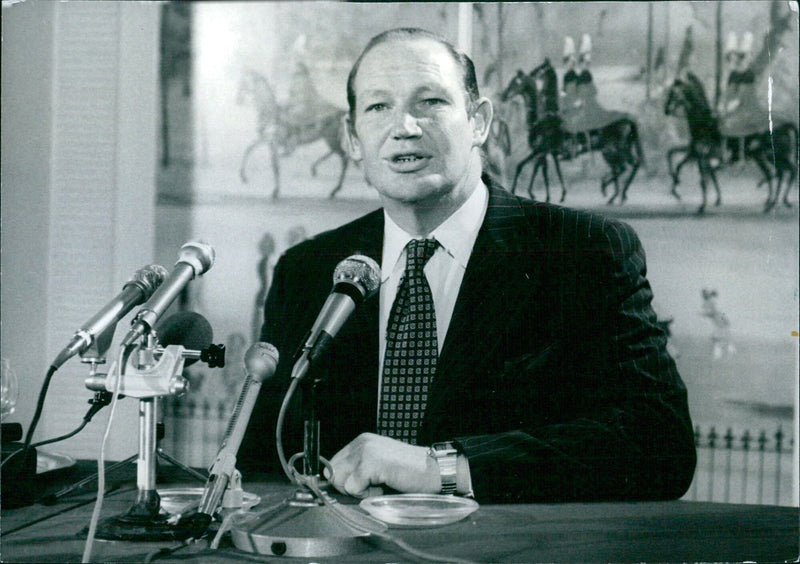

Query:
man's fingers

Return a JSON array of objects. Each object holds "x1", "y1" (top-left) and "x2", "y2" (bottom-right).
[
  {"x1": 365, "y1": 486, "x2": 384, "y2": 498},
  {"x1": 328, "y1": 445, "x2": 353, "y2": 488},
  {"x1": 328, "y1": 434, "x2": 429, "y2": 498},
  {"x1": 330, "y1": 450, "x2": 383, "y2": 498},
  {"x1": 329, "y1": 455, "x2": 363, "y2": 496},
  {"x1": 343, "y1": 472, "x2": 371, "y2": 498}
]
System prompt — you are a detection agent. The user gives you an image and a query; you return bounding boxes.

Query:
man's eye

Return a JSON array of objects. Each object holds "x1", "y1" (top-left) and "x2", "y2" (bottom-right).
[
  {"x1": 365, "y1": 103, "x2": 388, "y2": 112},
  {"x1": 421, "y1": 98, "x2": 447, "y2": 107}
]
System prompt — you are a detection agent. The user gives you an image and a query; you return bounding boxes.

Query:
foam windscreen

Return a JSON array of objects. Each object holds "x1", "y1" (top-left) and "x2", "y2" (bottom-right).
[{"x1": 155, "y1": 311, "x2": 213, "y2": 366}]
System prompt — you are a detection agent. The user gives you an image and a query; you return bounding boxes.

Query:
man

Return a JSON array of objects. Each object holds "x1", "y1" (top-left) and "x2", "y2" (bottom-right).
[
  {"x1": 720, "y1": 31, "x2": 762, "y2": 164},
  {"x1": 239, "y1": 28, "x2": 696, "y2": 504}
]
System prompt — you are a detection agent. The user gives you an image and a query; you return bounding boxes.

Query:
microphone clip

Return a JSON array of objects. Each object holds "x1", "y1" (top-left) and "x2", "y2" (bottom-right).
[
  {"x1": 78, "y1": 323, "x2": 116, "y2": 366},
  {"x1": 152, "y1": 342, "x2": 226, "y2": 368},
  {"x1": 84, "y1": 391, "x2": 116, "y2": 422},
  {"x1": 84, "y1": 345, "x2": 190, "y2": 398},
  {"x1": 200, "y1": 344, "x2": 226, "y2": 368}
]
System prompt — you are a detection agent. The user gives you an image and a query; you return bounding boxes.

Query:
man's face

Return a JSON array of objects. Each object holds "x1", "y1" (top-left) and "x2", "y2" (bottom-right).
[{"x1": 346, "y1": 38, "x2": 489, "y2": 208}]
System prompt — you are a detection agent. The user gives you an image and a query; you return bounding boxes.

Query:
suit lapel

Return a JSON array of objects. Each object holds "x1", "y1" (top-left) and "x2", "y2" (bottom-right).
[
  {"x1": 346, "y1": 191, "x2": 543, "y2": 375},
  {"x1": 331, "y1": 193, "x2": 547, "y2": 438},
  {"x1": 434, "y1": 187, "x2": 545, "y2": 396}
]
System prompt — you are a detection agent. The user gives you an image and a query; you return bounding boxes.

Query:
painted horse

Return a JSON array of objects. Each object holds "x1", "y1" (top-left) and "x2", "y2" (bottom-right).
[
  {"x1": 500, "y1": 62, "x2": 566, "y2": 203},
  {"x1": 237, "y1": 68, "x2": 350, "y2": 199},
  {"x1": 664, "y1": 73, "x2": 797, "y2": 213},
  {"x1": 501, "y1": 59, "x2": 644, "y2": 205}
]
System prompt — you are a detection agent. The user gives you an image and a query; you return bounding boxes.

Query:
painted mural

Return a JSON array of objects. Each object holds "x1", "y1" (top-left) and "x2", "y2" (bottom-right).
[{"x1": 155, "y1": 2, "x2": 798, "y2": 503}]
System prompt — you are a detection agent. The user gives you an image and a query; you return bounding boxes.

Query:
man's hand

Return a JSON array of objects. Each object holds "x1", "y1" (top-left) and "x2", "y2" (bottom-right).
[{"x1": 326, "y1": 433, "x2": 440, "y2": 498}]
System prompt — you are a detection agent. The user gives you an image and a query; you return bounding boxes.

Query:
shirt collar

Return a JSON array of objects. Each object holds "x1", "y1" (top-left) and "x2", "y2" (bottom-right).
[{"x1": 381, "y1": 181, "x2": 489, "y2": 282}]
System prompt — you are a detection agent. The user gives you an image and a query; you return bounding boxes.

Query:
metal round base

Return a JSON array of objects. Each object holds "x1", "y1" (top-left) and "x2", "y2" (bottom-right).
[{"x1": 230, "y1": 495, "x2": 376, "y2": 558}]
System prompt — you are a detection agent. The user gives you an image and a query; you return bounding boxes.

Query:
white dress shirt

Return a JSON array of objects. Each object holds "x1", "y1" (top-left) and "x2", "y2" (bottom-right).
[{"x1": 378, "y1": 182, "x2": 489, "y2": 373}]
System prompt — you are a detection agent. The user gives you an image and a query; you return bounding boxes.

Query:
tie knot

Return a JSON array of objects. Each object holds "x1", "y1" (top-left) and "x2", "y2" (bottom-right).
[{"x1": 405, "y1": 239, "x2": 438, "y2": 271}]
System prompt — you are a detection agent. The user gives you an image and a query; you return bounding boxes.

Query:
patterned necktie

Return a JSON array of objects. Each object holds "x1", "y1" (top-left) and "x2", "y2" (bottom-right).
[{"x1": 378, "y1": 238, "x2": 439, "y2": 445}]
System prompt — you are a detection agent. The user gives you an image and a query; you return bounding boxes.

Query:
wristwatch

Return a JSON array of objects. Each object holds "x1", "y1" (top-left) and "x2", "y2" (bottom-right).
[{"x1": 428, "y1": 441, "x2": 458, "y2": 495}]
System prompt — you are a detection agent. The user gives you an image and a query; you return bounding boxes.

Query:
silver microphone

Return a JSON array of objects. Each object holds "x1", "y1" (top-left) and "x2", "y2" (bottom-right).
[
  {"x1": 51, "y1": 264, "x2": 168, "y2": 369},
  {"x1": 195, "y1": 343, "x2": 279, "y2": 522},
  {"x1": 122, "y1": 241, "x2": 215, "y2": 347},
  {"x1": 291, "y1": 255, "x2": 381, "y2": 381}
]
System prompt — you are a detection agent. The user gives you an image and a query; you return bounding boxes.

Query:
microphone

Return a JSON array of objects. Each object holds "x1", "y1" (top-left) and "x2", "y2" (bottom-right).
[
  {"x1": 122, "y1": 241, "x2": 215, "y2": 347},
  {"x1": 51, "y1": 264, "x2": 169, "y2": 369},
  {"x1": 155, "y1": 311, "x2": 214, "y2": 367},
  {"x1": 182, "y1": 342, "x2": 279, "y2": 537},
  {"x1": 291, "y1": 255, "x2": 380, "y2": 381}
]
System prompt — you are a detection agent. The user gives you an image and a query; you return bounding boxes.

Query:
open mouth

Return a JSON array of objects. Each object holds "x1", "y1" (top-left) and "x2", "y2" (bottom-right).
[
  {"x1": 387, "y1": 154, "x2": 430, "y2": 173},
  {"x1": 392, "y1": 153, "x2": 427, "y2": 163},
  {"x1": 385, "y1": 150, "x2": 432, "y2": 172}
]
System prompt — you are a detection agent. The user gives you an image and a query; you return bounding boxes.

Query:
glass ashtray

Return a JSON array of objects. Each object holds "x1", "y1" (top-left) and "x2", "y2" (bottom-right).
[
  {"x1": 359, "y1": 493, "x2": 478, "y2": 528},
  {"x1": 158, "y1": 487, "x2": 261, "y2": 515}
]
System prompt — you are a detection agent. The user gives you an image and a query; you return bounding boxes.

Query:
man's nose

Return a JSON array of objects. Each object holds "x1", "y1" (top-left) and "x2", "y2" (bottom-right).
[{"x1": 391, "y1": 111, "x2": 422, "y2": 138}]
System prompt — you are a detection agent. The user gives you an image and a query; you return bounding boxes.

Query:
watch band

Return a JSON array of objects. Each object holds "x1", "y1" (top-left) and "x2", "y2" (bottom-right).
[{"x1": 429, "y1": 441, "x2": 458, "y2": 495}]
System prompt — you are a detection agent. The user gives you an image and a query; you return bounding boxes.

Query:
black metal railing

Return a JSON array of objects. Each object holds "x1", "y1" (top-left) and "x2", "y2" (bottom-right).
[{"x1": 684, "y1": 424, "x2": 795, "y2": 506}]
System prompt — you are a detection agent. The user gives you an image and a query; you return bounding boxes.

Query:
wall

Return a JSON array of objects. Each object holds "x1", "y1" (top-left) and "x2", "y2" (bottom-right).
[
  {"x1": 1, "y1": 2, "x2": 161, "y2": 460},
  {"x1": 1, "y1": 2, "x2": 55, "y2": 438}
]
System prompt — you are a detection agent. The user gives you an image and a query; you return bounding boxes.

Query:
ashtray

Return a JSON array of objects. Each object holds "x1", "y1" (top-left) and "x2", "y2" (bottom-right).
[
  {"x1": 359, "y1": 493, "x2": 478, "y2": 528},
  {"x1": 158, "y1": 487, "x2": 261, "y2": 515}
]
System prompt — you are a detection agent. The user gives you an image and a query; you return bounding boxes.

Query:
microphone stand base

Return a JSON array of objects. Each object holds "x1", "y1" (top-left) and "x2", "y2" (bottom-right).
[
  {"x1": 90, "y1": 489, "x2": 185, "y2": 542},
  {"x1": 230, "y1": 488, "x2": 374, "y2": 558},
  {"x1": 91, "y1": 513, "x2": 186, "y2": 542}
]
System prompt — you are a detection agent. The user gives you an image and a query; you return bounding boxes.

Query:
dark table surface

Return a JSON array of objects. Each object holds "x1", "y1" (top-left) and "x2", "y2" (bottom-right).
[{"x1": 2, "y1": 460, "x2": 798, "y2": 563}]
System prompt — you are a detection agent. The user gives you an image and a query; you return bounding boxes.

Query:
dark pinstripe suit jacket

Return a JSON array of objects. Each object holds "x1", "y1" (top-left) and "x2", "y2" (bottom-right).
[{"x1": 239, "y1": 184, "x2": 697, "y2": 503}]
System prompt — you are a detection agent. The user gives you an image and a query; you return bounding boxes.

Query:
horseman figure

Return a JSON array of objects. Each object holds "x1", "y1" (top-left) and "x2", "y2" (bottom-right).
[
  {"x1": 531, "y1": 57, "x2": 562, "y2": 155},
  {"x1": 283, "y1": 61, "x2": 343, "y2": 154},
  {"x1": 560, "y1": 34, "x2": 630, "y2": 156},
  {"x1": 664, "y1": 60, "x2": 797, "y2": 213},
  {"x1": 719, "y1": 32, "x2": 764, "y2": 163},
  {"x1": 238, "y1": 58, "x2": 350, "y2": 199},
  {"x1": 560, "y1": 35, "x2": 582, "y2": 151},
  {"x1": 535, "y1": 56, "x2": 560, "y2": 119},
  {"x1": 501, "y1": 50, "x2": 644, "y2": 205}
]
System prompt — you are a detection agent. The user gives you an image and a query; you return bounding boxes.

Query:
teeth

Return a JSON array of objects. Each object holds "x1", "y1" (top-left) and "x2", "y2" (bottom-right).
[{"x1": 395, "y1": 155, "x2": 421, "y2": 162}]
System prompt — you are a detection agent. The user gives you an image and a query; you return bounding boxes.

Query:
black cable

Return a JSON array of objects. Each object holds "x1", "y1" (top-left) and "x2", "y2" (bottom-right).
[
  {"x1": 20, "y1": 365, "x2": 58, "y2": 461},
  {"x1": 1, "y1": 391, "x2": 112, "y2": 468},
  {"x1": 0, "y1": 365, "x2": 58, "y2": 471},
  {"x1": 0, "y1": 485, "x2": 132, "y2": 537},
  {"x1": 145, "y1": 546, "x2": 273, "y2": 563},
  {"x1": 143, "y1": 540, "x2": 194, "y2": 563},
  {"x1": 39, "y1": 391, "x2": 113, "y2": 451},
  {"x1": 29, "y1": 420, "x2": 89, "y2": 450}
]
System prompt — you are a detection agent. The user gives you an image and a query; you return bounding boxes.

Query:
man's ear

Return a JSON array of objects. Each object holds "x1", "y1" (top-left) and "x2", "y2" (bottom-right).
[
  {"x1": 470, "y1": 97, "x2": 493, "y2": 147},
  {"x1": 342, "y1": 114, "x2": 362, "y2": 162}
]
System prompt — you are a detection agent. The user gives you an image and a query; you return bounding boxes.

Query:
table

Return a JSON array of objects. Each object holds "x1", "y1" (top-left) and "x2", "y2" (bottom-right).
[{"x1": 2, "y1": 460, "x2": 798, "y2": 562}]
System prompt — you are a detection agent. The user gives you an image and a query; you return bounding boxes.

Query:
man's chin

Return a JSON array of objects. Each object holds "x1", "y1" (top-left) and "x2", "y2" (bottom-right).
[{"x1": 370, "y1": 175, "x2": 449, "y2": 202}]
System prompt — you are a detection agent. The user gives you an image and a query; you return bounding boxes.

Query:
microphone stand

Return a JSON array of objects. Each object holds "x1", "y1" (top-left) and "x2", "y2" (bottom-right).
[
  {"x1": 36, "y1": 323, "x2": 208, "y2": 507},
  {"x1": 230, "y1": 360, "x2": 384, "y2": 558},
  {"x1": 44, "y1": 426, "x2": 206, "y2": 506},
  {"x1": 84, "y1": 333, "x2": 224, "y2": 541}
]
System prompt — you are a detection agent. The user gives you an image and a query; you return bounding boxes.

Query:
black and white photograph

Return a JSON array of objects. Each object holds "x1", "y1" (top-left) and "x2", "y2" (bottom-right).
[{"x1": 2, "y1": 1, "x2": 798, "y2": 561}]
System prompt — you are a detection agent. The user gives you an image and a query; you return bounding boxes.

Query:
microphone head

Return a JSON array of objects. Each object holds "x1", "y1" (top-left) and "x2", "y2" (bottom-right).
[
  {"x1": 155, "y1": 312, "x2": 213, "y2": 366},
  {"x1": 125, "y1": 264, "x2": 169, "y2": 301},
  {"x1": 332, "y1": 255, "x2": 381, "y2": 302},
  {"x1": 178, "y1": 241, "x2": 216, "y2": 276},
  {"x1": 244, "y1": 342, "x2": 279, "y2": 383}
]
